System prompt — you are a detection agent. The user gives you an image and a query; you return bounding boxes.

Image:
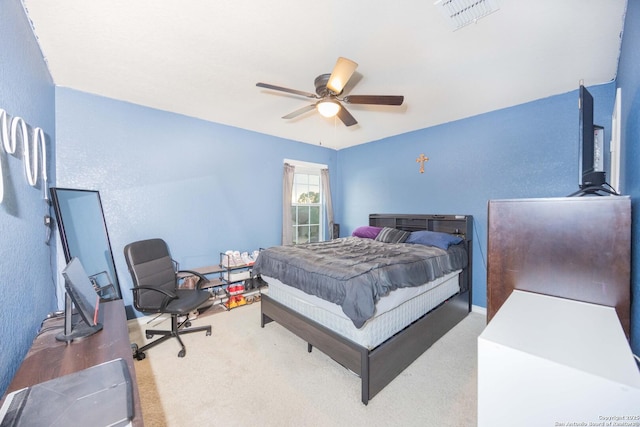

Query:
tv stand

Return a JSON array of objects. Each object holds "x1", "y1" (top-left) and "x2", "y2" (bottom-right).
[
  {"x1": 487, "y1": 196, "x2": 631, "y2": 338},
  {"x1": 568, "y1": 183, "x2": 619, "y2": 197}
]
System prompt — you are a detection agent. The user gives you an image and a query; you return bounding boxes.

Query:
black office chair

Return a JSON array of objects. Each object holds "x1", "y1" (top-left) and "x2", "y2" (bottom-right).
[{"x1": 124, "y1": 238, "x2": 212, "y2": 359}]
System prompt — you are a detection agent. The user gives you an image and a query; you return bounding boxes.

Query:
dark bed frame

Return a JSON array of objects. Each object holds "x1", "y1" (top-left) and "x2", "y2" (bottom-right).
[{"x1": 260, "y1": 214, "x2": 474, "y2": 405}]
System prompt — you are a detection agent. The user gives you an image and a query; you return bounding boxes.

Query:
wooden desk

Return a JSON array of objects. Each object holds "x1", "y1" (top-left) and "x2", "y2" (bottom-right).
[{"x1": 1, "y1": 300, "x2": 143, "y2": 426}]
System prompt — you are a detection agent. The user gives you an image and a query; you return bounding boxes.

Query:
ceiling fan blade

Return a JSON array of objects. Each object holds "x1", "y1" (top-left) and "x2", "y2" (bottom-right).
[
  {"x1": 256, "y1": 82, "x2": 317, "y2": 99},
  {"x1": 343, "y1": 95, "x2": 404, "y2": 106},
  {"x1": 326, "y1": 57, "x2": 358, "y2": 95},
  {"x1": 282, "y1": 104, "x2": 316, "y2": 119},
  {"x1": 336, "y1": 104, "x2": 358, "y2": 127}
]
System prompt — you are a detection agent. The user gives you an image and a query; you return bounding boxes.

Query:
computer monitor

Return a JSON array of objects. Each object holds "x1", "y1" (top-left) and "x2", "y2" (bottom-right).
[{"x1": 56, "y1": 257, "x2": 103, "y2": 342}]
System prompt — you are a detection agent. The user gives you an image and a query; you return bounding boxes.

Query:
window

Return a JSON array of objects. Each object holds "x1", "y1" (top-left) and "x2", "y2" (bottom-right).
[
  {"x1": 283, "y1": 159, "x2": 333, "y2": 246},
  {"x1": 291, "y1": 169, "x2": 322, "y2": 244}
]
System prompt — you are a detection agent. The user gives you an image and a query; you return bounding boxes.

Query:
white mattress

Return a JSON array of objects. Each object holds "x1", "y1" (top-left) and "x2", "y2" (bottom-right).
[{"x1": 264, "y1": 270, "x2": 461, "y2": 349}]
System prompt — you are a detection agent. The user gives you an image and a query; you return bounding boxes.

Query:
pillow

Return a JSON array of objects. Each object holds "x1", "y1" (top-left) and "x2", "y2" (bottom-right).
[
  {"x1": 351, "y1": 226, "x2": 383, "y2": 239},
  {"x1": 374, "y1": 227, "x2": 410, "y2": 244},
  {"x1": 405, "y1": 230, "x2": 463, "y2": 250}
]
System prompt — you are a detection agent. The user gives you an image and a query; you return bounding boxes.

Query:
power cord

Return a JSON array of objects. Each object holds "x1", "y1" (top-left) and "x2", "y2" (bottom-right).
[{"x1": 35, "y1": 310, "x2": 65, "y2": 337}]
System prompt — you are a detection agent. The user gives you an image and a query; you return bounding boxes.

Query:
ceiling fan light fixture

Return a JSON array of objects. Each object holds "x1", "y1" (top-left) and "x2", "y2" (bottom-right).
[
  {"x1": 326, "y1": 57, "x2": 358, "y2": 94},
  {"x1": 257, "y1": 56, "x2": 403, "y2": 127},
  {"x1": 316, "y1": 100, "x2": 341, "y2": 118}
]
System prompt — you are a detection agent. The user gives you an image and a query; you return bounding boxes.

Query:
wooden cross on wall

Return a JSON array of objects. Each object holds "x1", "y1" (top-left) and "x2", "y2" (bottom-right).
[{"x1": 416, "y1": 153, "x2": 429, "y2": 173}]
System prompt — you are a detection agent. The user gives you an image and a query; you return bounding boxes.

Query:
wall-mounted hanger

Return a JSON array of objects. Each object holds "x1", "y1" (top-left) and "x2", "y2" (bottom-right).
[{"x1": 0, "y1": 108, "x2": 48, "y2": 204}]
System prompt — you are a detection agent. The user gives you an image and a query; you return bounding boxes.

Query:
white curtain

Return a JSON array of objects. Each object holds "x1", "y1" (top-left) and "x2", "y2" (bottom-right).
[
  {"x1": 282, "y1": 163, "x2": 295, "y2": 245},
  {"x1": 321, "y1": 168, "x2": 335, "y2": 239}
]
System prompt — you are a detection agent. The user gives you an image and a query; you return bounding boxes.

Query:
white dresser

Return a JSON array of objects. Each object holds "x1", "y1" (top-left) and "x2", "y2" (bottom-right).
[{"x1": 478, "y1": 290, "x2": 640, "y2": 427}]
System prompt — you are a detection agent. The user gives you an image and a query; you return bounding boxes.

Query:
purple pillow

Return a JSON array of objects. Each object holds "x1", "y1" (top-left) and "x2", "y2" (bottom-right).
[{"x1": 351, "y1": 226, "x2": 383, "y2": 239}]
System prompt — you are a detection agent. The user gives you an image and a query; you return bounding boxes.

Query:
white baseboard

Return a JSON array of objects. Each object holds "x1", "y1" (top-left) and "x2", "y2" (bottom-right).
[{"x1": 472, "y1": 304, "x2": 487, "y2": 316}]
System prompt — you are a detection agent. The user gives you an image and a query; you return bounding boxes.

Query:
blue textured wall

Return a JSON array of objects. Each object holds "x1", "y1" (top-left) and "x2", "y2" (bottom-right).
[
  {"x1": 54, "y1": 83, "x2": 623, "y2": 328},
  {"x1": 3, "y1": 0, "x2": 639, "y2": 398},
  {"x1": 616, "y1": 0, "x2": 640, "y2": 355},
  {"x1": 54, "y1": 88, "x2": 337, "y2": 313},
  {"x1": 0, "y1": 0, "x2": 56, "y2": 395},
  {"x1": 338, "y1": 84, "x2": 615, "y2": 309}
]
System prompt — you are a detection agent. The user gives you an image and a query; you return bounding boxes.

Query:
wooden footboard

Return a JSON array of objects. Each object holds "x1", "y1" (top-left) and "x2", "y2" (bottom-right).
[{"x1": 261, "y1": 289, "x2": 471, "y2": 405}]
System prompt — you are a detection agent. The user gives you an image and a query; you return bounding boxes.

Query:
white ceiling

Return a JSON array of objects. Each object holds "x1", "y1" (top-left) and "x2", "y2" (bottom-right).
[{"x1": 22, "y1": 0, "x2": 627, "y2": 150}]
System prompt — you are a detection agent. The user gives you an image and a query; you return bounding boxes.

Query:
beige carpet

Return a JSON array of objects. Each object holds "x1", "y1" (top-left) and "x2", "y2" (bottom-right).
[{"x1": 128, "y1": 302, "x2": 486, "y2": 427}]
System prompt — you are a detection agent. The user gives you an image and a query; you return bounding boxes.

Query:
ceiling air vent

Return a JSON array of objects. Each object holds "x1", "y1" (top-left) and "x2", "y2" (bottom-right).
[{"x1": 434, "y1": 0, "x2": 500, "y2": 30}]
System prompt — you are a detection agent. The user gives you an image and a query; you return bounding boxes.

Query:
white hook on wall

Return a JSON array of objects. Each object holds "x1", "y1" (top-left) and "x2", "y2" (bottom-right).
[
  {"x1": 0, "y1": 108, "x2": 7, "y2": 203},
  {"x1": 32, "y1": 127, "x2": 48, "y2": 200},
  {"x1": 0, "y1": 108, "x2": 49, "y2": 203}
]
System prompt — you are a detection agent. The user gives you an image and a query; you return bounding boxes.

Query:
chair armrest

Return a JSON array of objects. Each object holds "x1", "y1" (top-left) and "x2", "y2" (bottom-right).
[
  {"x1": 131, "y1": 285, "x2": 178, "y2": 311},
  {"x1": 177, "y1": 270, "x2": 210, "y2": 290}
]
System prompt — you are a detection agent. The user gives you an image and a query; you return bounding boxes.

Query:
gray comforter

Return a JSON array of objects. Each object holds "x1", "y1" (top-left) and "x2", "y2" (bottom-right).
[{"x1": 252, "y1": 237, "x2": 468, "y2": 328}]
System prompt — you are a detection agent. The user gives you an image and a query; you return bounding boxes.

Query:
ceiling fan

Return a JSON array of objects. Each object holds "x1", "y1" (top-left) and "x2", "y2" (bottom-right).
[{"x1": 256, "y1": 57, "x2": 404, "y2": 127}]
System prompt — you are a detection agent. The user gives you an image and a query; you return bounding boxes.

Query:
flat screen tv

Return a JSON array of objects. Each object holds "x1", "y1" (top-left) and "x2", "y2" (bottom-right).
[
  {"x1": 578, "y1": 84, "x2": 606, "y2": 189},
  {"x1": 56, "y1": 257, "x2": 103, "y2": 342}
]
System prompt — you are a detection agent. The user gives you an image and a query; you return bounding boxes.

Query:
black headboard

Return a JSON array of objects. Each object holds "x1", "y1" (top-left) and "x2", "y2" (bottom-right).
[
  {"x1": 368, "y1": 213, "x2": 473, "y2": 296},
  {"x1": 369, "y1": 214, "x2": 472, "y2": 241}
]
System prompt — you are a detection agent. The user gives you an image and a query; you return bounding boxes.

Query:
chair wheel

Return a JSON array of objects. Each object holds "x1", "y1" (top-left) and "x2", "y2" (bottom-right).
[
  {"x1": 178, "y1": 349, "x2": 186, "y2": 357},
  {"x1": 146, "y1": 333, "x2": 153, "y2": 339},
  {"x1": 206, "y1": 330, "x2": 212, "y2": 336},
  {"x1": 135, "y1": 351, "x2": 146, "y2": 361},
  {"x1": 185, "y1": 321, "x2": 192, "y2": 328},
  {"x1": 131, "y1": 343, "x2": 139, "y2": 354}
]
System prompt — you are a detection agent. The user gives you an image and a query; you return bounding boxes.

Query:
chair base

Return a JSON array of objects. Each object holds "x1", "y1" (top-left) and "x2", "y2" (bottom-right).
[{"x1": 133, "y1": 314, "x2": 211, "y2": 359}]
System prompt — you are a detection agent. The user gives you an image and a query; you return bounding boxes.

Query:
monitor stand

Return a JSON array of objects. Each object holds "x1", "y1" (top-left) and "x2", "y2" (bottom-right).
[
  {"x1": 568, "y1": 184, "x2": 619, "y2": 197},
  {"x1": 56, "y1": 320, "x2": 103, "y2": 342},
  {"x1": 55, "y1": 295, "x2": 103, "y2": 342},
  {"x1": 582, "y1": 171, "x2": 606, "y2": 188}
]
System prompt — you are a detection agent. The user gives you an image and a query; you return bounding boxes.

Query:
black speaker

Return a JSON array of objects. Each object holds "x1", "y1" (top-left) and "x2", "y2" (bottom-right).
[{"x1": 332, "y1": 223, "x2": 340, "y2": 239}]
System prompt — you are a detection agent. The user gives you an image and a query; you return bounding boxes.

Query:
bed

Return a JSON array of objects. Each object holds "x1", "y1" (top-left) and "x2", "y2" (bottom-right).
[{"x1": 254, "y1": 213, "x2": 473, "y2": 405}]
